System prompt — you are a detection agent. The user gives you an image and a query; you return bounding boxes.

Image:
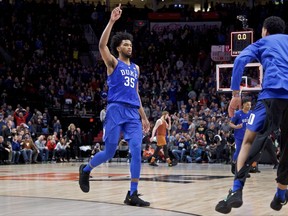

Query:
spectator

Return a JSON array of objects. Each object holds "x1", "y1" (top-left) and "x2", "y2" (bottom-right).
[
  {"x1": 14, "y1": 108, "x2": 29, "y2": 126},
  {"x1": 34, "y1": 135, "x2": 49, "y2": 162},
  {"x1": 0, "y1": 136, "x2": 11, "y2": 164},
  {"x1": 11, "y1": 134, "x2": 22, "y2": 164},
  {"x1": 46, "y1": 135, "x2": 57, "y2": 161},
  {"x1": 21, "y1": 134, "x2": 39, "y2": 164},
  {"x1": 53, "y1": 119, "x2": 62, "y2": 134},
  {"x1": 172, "y1": 134, "x2": 189, "y2": 162},
  {"x1": 187, "y1": 143, "x2": 203, "y2": 163},
  {"x1": 55, "y1": 138, "x2": 68, "y2": 162},
  {"x1": 66, "y1": 123, "x2": 81, "y2": 159}
]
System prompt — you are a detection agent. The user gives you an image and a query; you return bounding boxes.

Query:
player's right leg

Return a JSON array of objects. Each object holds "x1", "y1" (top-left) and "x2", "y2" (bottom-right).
[
  {"x1": 79, "y1": 104, "x2": 121, "y2": 193},
  {"x1": 216, "y1": 101, "x2": 267, "y2": 214}
]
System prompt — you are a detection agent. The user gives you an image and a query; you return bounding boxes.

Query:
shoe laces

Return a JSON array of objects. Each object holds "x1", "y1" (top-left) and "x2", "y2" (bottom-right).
[
  {"x1": 224, "y1": 189, "x2": 234, "y2": 201},
  {"x1": 135, "y1": 192, "x2": 143, "y2": 197}
]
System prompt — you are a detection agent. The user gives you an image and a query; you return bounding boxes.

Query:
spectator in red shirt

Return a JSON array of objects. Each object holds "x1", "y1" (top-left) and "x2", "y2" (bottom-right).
[
  {"x1": 46, "y1": 135, "x2": 57, "y2": 161},
  {"x1": 13, "y1": 108, "x2": 29, "y2": 126}
]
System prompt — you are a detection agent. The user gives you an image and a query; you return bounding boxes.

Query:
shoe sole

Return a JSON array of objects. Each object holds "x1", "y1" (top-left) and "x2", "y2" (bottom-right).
[
  {"x1": 230, "y1": 201, "x2": 243, "y2": 208},
  {"x1": 215, "y1": 202, "x2": 232, "y2": 214},
  {"x1": 124, "y1": 200, "x2": 150, "y2": 207},
  {"x1": 270, "y1": 203, "x2": 282, "y2": 211},
  {"x1": 124, "y1": 201, "x2": 150, "y2": 207},
  {"x1": 215, "y1": 201, "x2": 242, "y2": 214},
  {"x1": 215, "y1": 194, "x2": 243, "y2": 214}
]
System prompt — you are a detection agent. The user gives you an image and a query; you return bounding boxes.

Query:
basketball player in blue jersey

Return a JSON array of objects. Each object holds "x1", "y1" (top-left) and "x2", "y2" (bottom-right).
[
  {"x1": 229, "y1": 98, "x2": 251, "y2": 174},
  {"x1": 216, "y1": 16, "x2": 288, "y2": 214},
  {"x1": 78, "y1": 4, "x2": 150, "y2": 207}
]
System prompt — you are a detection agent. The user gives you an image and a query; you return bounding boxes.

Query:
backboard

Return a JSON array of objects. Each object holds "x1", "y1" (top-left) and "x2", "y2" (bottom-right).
[{"x1": 216, "y1": 62, "x2": 263, "y2": 92}]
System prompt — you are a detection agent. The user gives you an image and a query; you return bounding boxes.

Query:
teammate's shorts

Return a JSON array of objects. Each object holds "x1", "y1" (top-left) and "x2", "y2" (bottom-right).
[{"x1": 246, "y1": 101, "x2": 266, "y2": 132}]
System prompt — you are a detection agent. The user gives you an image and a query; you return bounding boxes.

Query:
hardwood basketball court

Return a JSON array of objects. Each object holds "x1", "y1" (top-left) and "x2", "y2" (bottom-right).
[{"x1": 0, "y1": 162, "x2": 287, "y2": 216}]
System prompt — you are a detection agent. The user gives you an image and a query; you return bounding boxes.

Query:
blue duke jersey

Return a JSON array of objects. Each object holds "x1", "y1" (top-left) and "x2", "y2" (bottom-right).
[
  {"x1": 107, "y1": 59, "x2": 140, "y2": 108},
  {"x1": 231, "y1": 110, "x2": 252, "y2": 140},
  {"x1": 231, "y1": 34, "x2": 288, "y2": 100}
]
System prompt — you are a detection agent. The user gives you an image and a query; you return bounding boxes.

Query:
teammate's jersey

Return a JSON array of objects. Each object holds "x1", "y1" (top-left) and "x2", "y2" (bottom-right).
[
  {"x1": 107, "y1": 59, "x2": 140, "y2": 108},
  {"x1": 231, "y1": 34, "x2": 288, "y2": 100},
  {"x1": 231, "y1": 109, "x2": 252, "y2": 140}
]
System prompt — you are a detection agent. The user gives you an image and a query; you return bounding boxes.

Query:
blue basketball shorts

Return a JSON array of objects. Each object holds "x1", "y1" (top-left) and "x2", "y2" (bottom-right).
[
  {"x1": 246, "y1": 101, "x2": 266, "y2": 133},
  {"x1": 103, "y1": 103, "x2": 142, "y2": 144}
]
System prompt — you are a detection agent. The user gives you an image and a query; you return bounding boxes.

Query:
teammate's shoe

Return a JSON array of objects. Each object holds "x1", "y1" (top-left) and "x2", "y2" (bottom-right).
[
  {"x1": 270, "y1": 190, "x2": 288, "y2": 211},
  {"x1": 149, "y1": 162, "x2": 158, "y2": 167},
  {"x1": 124, "y1": 190, "x2": 150, "y2": 207},
  {"x1": 79, "y1": 164, "x2": 90, "y2": 193},
  {"x1": 215, "y1": 189, "x2": 243, "y2": 214}
]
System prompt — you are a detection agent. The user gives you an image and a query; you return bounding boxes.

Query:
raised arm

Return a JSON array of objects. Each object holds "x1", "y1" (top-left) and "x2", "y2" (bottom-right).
[
  {"x1": 150, "y1": 119, "x2": 162, "y2": 142},
  {"x1": 166, "y1": 115, "x2": 171, "y2": 131},
  {"x1": 229, "y1": 42, "x2": 260, "y2": 117},
  {"x1": 98, "y1": 4, "x2": 122, "y2": 74}
]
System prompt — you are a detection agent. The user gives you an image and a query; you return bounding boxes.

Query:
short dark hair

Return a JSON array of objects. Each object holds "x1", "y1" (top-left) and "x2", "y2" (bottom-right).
[
  {"x1": 242, "y1": 97, "x2": 251, "y2": 105},
  {"x1": 263, "y1": 16, "x2": 285, "y2": 35},
  {"x1": 110, "y1": 32, "x2": 133, "y2": 57}
]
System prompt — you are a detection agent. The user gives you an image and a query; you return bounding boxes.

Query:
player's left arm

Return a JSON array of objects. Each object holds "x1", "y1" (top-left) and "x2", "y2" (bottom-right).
[
  {"x1": 136, "y1": 65, "x2": 150, "y2": 133},
  {"x1": 231, "y1": 41, "x2": 261, "y2": 91},
  {"x1": 229, "y1": 41, "x2": 261, "y2": 117}
]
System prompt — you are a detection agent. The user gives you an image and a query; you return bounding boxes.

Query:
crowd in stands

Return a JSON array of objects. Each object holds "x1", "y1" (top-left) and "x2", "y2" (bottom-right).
[
  {"x1": 1, "y1": 1, "x2": 287, "y2": 165},
  {"x1": 0, "y1": 104, "x2": 88, "y2": 164}
]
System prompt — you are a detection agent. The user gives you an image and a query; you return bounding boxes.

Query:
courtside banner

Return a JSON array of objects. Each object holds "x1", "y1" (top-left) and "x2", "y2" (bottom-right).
[{"x1": 150, "y1": 21, "x2": 222, "y2": 33}]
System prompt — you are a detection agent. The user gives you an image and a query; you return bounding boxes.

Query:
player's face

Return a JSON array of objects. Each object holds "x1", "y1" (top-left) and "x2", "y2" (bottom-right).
[
  {"x1": 243, "y1": 102, "x2": 251, "y2": 111},
  {"x1": 119, "y1": 40, "x2": 132, "y2": 58}
]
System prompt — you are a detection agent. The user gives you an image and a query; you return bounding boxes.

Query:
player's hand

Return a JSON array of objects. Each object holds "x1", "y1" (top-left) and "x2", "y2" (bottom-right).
[
  {"x1": 110, "y1": 3, "x2": 122, "y2": 22},
  {"x1": 142, "y1": 118, "x2": 150, "y2": 133},
  {"x1": 228, "y1": 96, "x2": 241, "y2": 117},
  {"x1": 149, "y1": 137, "x2": 153, "y2": 142}
]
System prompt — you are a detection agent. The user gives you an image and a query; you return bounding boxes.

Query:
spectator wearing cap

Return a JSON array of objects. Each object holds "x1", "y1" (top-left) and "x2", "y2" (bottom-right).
[{"x1": 172, "y1": 134, "x2": 189, "y2": 162}]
